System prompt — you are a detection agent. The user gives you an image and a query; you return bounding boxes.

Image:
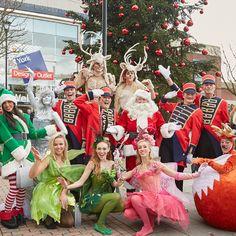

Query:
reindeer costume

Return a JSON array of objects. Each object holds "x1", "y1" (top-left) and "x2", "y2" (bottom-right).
[
  {"x1": 114, "y1": 43, "x2": 154, "y2": 112},
  {"x1": 74, "y1": 31, "x2": 116, "y2": 92}
]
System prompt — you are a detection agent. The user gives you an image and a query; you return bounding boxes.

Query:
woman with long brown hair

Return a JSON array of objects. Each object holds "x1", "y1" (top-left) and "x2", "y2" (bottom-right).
[{"x1": 58, "y1": 137, "x2": 124, "y2": 235}]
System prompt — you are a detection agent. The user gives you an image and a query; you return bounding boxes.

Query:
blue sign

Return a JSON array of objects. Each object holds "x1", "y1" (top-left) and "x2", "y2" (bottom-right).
[{"x1": 15, "y1": 50, "x2": 48, "y2": 83}]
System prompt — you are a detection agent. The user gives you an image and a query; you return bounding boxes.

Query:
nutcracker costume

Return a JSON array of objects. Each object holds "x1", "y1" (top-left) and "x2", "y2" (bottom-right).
[
  {"x1": 159, "y1": 83, "x2": 203, "y2": 190},
  {"x1": 53, "y1": 81, "x2": 84, "y2": 164},
  {"x1": 0, "y1": 89, "x2": 57, "y2": 229}
]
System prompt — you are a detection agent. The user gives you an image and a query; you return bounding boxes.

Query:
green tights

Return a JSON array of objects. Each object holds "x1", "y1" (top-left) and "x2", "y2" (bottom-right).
[{"x1": 92, "y1": 192, "x2": 123, "y2": 230}]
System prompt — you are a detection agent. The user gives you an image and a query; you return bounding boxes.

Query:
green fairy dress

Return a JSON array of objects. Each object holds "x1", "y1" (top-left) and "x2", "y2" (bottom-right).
[
  {"x1": 31, "y1": 155, "x2": 85, "y2": 224},
  {"x1": 80, "y1": 168, "x2": 116, "y2": 214}
]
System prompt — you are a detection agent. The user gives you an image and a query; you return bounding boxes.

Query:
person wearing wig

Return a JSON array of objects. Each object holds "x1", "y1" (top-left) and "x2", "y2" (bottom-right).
[
  {"x1": 114, "y1": 43, "x2": 156, "y2": 112},
  {"x1": 58, "y1": 137, "x2": 124, "y2": 235},
  {"x1": 120, "y1": 133, "x2": 201, "y2": 236},
  {"x1": 0, "y1": 89, "x2": 57, "y2": 229},
  {"x1": 29, "y1": 133, "x2": 84, "y2": 229}
]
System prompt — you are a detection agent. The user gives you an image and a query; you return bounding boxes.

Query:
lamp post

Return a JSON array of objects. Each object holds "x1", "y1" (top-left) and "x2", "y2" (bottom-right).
[
  {"x1": 3, "y1": 20, "x2": 10, "y2": 89},
  {"x1": 102, "y1": 0, "x2": 107, "y2": 56}
]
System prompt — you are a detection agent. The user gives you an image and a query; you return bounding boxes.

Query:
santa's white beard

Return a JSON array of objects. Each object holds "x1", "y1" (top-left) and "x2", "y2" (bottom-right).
[{"x1": 127, "y1": 103, "x2": 155, "y2": 129}]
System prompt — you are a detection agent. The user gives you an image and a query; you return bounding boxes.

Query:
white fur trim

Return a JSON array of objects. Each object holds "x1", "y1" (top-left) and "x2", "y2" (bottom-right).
[
  {"x1": 160, "y1": 123, "x2": 175, "y2": 138},
  {"x1": 110, "y1": 125, "x2": 125, "y2": 141},
  {"x1": 45, "y1": 124, "x2": 57, "y2": 136},
  {"x1": 233, "y1": 112, "x2": 236, "y2": 125},
  {"x1": 137, "y1": 116, "x2": 148, "y2": 129},
  {"x1": 1, "y1": 158, "x2": 33, "y2": 178},
  {"x1": 123, "y1": 144, "x2": 136, "y2": 157},
  {"x1": 11, "y1": 146, "x2": 27, "y2": 161},
  {"x1": 13, "y1": 115, "x2": 29, "y2": 133},
  {"x1": 134, "y1": 89, "x2": 151, "y2": 101},
  {"x1": 0, "y1": 94, "x2": 17, "y2": 106}
]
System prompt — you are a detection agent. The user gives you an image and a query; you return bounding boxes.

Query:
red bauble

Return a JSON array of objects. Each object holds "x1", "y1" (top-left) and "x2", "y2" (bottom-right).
[
  {"x1": 153, "y1": 70, "x2": 161, "y2": 76},
  {"x1": 200, "y1": 9, "x2": 204, "y2": 14},
  {"x1": 121, "y1": 28, "x2": 129, "y2": 35},
  {"x1": 215, "y1": 71, "x2": 222, "y2": 77},
  {"x1": 119, "y1": 5, "x2": 124, "y2": 10},
  {"x1": 187, "y1": 19, "x2": 193, "y2": 27},
  {"x1": 145, "y1": 46, "x2": 150, "y2": 51},
  {"x1": 193, "y1": 165, "x2": 236, "y2": 231},
  {"x1": 183, "y1": 38, "x2": 191, "y2": 46},
  {"x1": 62, "y1": 50, "x2": 66, "y2": 55},
  {"x1": 161, "y1": 21, "x2": 168, "y2": 30},
  {"x1": 203, "y1": 0, "x2": 208, "y2": 5},
  {"x1": 147, "y1": 5, "x2": 153, "y2": 12},
  {"x1": 69, "y1": 49, "x2": 74, "y2": 54},
  {"x1": 200, "y1": 71, "x2": 207, "y2": 76},
  {"x1": 181, "y1": 19, "x2": 186, "y2": 24},
  {"x1": 134, "y1": 22, "x2": 140, "y2": 28},
  {"x1": 83, "y1": 9, "x2": 88, "y2": 14},
  {"x1": 81, "y1": 23, "x2": 86, "y2": 30},
  {"x1": 179, "y1": 62, "x2": 185, "y2": 68},
  {"x1": 173, "y1": 2, "x2": 179, "y2": 9},
  {"x1": 174, "y1": 20, "x2": 180, "y2": 27},
  {"x1": 107, "y1": 31, "x2": 113, "y2": 37},
  {"x1": 173, "y1": 63, "x2": 178, "y2": 67},
  {"x1": 155, "y1": 49, "x2": 163, "y2": 57},
  {"x1": 143, "y1": 35, "x2": 148, "y2": 41},
  {"x1": 118, "y1": 12, "x2": 124, "y2": 18},
  {"x1": 202, "y1": 49, "x2": 208, "y2": 55},
  {"x1": 112, "y1": 59, "x2": 119, "y2": 64},
  {"x1": 184, "y1": 26, "x2": 189, "y2": 32},
  {"x1": 131, "y1": 4, "x2": 139, "y2": 11},
  {"x1": 75, "y1": 56, "x2": 82, "y2": 63},
  {"x1": 152, "y1": 39, "x2": 158, "y2": 44},
  {"x1": 181, "y1": 0, "x2": 185, "y2": 3}
]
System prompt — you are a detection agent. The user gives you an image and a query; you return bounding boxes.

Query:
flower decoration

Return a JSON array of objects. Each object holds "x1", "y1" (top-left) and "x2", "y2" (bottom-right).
[{"x1": 132, "y1": 128, "x2": 155, "y2": 150}]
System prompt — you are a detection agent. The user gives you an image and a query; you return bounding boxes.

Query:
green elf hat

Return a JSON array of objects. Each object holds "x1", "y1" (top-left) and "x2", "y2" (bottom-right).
[{"x1": 0, "y1": 88, "x2": 17, "y2": 106}]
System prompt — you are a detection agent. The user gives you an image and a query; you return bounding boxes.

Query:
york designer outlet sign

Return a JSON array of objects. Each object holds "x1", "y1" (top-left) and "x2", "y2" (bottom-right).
[
  {"x1": 12, "y1": 69, "x2": 54, "y2": 80},
  {"x1": 14, "y1": 50, "x2": 54, "y2": 81}
]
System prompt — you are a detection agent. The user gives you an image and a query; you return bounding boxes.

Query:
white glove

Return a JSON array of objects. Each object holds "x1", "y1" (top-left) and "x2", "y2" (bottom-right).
[
  {"x1": 168, "y1": 122, "x2": 182, "y2": 131},
  {"x1": 158, "y1": 65, "x2": 171, "y2": 79},
  {"x1": 164, "y1": 91, "x2": 177, "y2": 99},
  {"x1": 106, "y1": 126, "x2": 118, "y2": 134},
  {"x1": 54, "y1": 84, "x2": 66, "y2": 94},
  {"x1": 186, "y1": 153, "x2": 193, "y2": 164},
  {"x1": 92, "y1": 89, "x2": 104, "y2": 98},
  {"x1": 25, "y1": 66, "x2": 34, "y2": 77}
]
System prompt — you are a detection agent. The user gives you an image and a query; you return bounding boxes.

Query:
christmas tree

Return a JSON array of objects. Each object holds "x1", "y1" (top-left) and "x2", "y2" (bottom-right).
[{"x1": 62, "y1": 0, "x2": 216, "y2": 94}]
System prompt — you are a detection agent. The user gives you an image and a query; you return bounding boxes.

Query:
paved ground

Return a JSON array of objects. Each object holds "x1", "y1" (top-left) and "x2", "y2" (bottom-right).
[{"x1": 0, "y1": 174, "x2": 236, "y2": 236}]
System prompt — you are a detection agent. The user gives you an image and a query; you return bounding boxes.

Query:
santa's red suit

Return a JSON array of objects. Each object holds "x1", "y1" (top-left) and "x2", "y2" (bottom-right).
[
  {"x1": 118, "y1": 90, "x2": 165, "y2": 171},
  {"x1": 73, "y1": 92, "x2": 120, "y2": 157}
]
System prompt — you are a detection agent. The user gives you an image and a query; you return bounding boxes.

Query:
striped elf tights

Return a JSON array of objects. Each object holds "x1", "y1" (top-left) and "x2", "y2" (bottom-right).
[{"x1": 5, "y1": 173, "x2": 26, "y2": 212}]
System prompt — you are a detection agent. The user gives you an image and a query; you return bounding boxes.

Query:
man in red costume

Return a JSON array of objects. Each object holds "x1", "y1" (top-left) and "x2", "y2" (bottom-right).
[
  {"x1": 159, "y1": 83, "x2": 203, "y2": 190},
  {"x1": 73, "y1": 87, "x2": 123, "y2": 161},
  {"x1": 53, "y1": 81, "x2": 84, "y2": 164},
  {"x1": 118, "y1": 89, "x2": 165, "y2": 172},
  {"x1": 159, "y1": 65, "x2": 229, "y2": 161}
]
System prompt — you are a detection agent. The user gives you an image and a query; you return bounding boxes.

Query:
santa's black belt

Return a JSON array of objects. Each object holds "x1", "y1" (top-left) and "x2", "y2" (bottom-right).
[
  {"x1": 128, "y1": 132, "x2": 138, "y2": 139},
  {"x1": 12, "y1": 133, "x2": 29, "y2": 140}
]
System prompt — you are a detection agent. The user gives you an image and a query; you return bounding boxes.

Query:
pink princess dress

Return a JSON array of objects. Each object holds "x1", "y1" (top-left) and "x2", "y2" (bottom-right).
[{"x1": 124, "y1": 162, "x2": 189, "y2": 230}]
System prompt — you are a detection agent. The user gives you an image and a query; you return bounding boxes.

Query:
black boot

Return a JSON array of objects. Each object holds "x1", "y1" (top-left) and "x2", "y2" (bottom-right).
[
  {"x1": 12, "y1": 207, "x2": 26, "y2": 226},
  {"x1": 0, "y1": 210, "x2": 18, "y2": 229},
  {"x1": 43, "y1": 216, "x2": 57, "y2": 229}
]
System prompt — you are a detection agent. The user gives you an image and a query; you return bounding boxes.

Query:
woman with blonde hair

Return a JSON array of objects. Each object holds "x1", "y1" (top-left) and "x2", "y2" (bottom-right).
[
  {"x1": 30, "y1": 132, "x2": 82, "y2": 229},
  {"x1": 121, "y1": 133, "x2": 201, "y2": 236},
  {"x1": 58, "y1": 137, "x2": 124, "y2": 235}
]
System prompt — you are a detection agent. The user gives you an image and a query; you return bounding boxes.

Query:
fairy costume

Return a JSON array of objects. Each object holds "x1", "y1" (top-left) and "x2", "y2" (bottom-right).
[
  {"x1": 31, "y1": 154, "x2": 85, "y2": 224},
  {"x1": 124, "y1": 161, "x2": 189, "y2": 230}
]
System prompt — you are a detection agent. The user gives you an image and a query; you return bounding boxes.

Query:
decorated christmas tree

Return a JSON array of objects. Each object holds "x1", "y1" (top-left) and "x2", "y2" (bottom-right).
[{"x1": 62, "y1": 0, "x2": 216, "y2": 94}]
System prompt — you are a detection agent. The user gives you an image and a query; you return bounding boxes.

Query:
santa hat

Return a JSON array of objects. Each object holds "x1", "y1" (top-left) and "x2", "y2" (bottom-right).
[
  {"x1": 0, "y1": 89, "x2": 17, "y2": 106},
  {"x1": 134, "y1": 89, "x2": 151, "y2": 101},
  {"x1": 182, "y1": 82, "x2": 196, "y2": 94},
  {"x1": 202, "y1": 74, "x2": 215, "y2": 84}
]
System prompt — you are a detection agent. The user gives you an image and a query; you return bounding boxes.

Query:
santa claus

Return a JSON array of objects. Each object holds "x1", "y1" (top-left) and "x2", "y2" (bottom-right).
[{"x1": 118, "y1": 89, "x2": 165, "y2": 171}]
